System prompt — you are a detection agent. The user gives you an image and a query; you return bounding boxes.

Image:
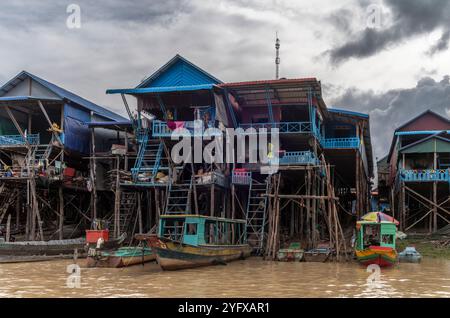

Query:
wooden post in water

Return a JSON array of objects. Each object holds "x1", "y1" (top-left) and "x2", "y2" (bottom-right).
[{"x1": 59, "y1": 186, "x2": 64, "y2": 240}]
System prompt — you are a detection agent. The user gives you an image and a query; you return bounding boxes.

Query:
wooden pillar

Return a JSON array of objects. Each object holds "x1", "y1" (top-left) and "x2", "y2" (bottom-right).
[
  {"x1": 355, "y1": 151, "x2": 360, "y2": 217},
  {"x1": 433, "y1": 151, "x2": 438, "y2": 232},
  {"x1": 6, "y1": 214, "x2": 11, "y2": 242},
  {"x1": 113, "y1": 156, "x2": 121, "y2": 238},
  {"x1": 58, "y1": 186, "x2": 64, "y2": 240},
  {"x1": 311, "y1": 169, "x2": 317, "y2": 247},
  {"x1": 306, "y1": 169, "x2": 311, "y2": 248},
  {"x1": 90, "y1": 124, "x2": 97, "y2": 220},
  {"x1": 15, "y1": 193, "x2": 20, "y2": 231},
  {"x1": 155, "y1": 188, "x2": 161, "y2": 224},
  {"x1": 210, "y1": 184, "x2": 215, "y2": 217},
  {"x1": 137, "y1": 192, "x2": 143, "y2": 234},
  {"x1": 124, "y1": 131, "x2": 129, "y2": 171},
  {"x1": 231, "y1": 184, "x2": 236, "y2": 219},
  {"x1": 25, "y1": 182, "x2": 30, "y2": 240},
  {"x1": 401, "y1": 182, "x2": 406, "y2": 232}
]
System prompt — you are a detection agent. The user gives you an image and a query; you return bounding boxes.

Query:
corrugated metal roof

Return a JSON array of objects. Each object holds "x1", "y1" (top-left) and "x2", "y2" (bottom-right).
[
  {"x1": 0, "y1": 71, "x2": 127, "y2": 122},
  {"x1": 328, "y1": 108, "x2": 369, "y2": 119},
  {"x1": 136, "y1": 54, "x2": 222, "y2": 88},
  {"x1": 107, "y1": 84, "x2": 215, "y2": 95},
  {"x1": 219, "y1": 78, "x2": 319, "y2": 88},
  {"x1": 0, "y1": 96, "x2": 61, "y2": 103}
]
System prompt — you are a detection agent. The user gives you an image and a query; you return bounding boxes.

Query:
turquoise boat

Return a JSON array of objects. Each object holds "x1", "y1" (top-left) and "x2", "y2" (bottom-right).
[{"x1": 137, "y1": 215, "x2": 252, "y2": 271}]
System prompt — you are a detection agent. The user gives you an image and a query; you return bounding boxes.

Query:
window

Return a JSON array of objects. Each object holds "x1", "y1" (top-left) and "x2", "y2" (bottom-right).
[
  {"x1": 162, "y1": 218, "x2": 185, "y2": 242},
  {"x1": 381, "y1": 234, "x2": 393, "y2": 245},
  {"x1": 186, "y1": 223, "x2": 197, "y2": 235},
  {"x1": 204, "y1": 221, "x2": 217, "y2": 244}
]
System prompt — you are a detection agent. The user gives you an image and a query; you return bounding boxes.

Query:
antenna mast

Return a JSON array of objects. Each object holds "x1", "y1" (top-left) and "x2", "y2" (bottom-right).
[{"x1": 275, "y1": 32, "x2": 280, "y2": 79}]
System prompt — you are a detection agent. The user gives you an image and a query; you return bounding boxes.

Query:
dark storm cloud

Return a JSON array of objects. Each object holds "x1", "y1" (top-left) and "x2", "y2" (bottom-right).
[
  {"x1": 0, "y1": 0, "x2": 274, "y2": 116},
  {"x1": 329, "y1": 76, "x2": 450, "y2": 159},
  {"x1": 0, "y1": 0, "x2": 192, "y2": 30},
  {"x1": 328, "y1": 8, "x2": 354, "y2": 35},
  {"x1": 327, "y1": 0, "x2": 450, "y2": 64}
]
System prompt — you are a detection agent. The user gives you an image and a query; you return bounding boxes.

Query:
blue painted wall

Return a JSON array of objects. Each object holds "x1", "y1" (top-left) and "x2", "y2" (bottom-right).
[{"x1": 145, "y1": 59, "x2": 219, "y2": 88}]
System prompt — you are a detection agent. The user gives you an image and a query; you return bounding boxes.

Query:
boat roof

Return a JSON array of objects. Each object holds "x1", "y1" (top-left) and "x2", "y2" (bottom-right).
[
  {"x1": 357, "y1": 220, "x2": 397, "y2": 225},
  {"x1": 160, "y1": 214, "x2": 246, "y2": 224}
]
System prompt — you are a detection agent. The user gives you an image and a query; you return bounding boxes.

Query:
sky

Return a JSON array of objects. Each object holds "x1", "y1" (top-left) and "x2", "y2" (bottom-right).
[{"x1": 0, "y1": 0, "x2": 449, "y2": 163}]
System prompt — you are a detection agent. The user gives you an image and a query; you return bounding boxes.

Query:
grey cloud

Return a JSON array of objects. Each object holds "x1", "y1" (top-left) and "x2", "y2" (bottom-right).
[
  {"x1": 327, "y1": 0, "x2": 450, "y2": 64},
  {"x1": 328, "y1": 76, "x2": 450, "y2": 159},
  {"x1": 427, "y1": 30, "x2": 450, "y2": 56},
  {"x1": 0, "y1": 0, "x2": 192, "y2": 30}
]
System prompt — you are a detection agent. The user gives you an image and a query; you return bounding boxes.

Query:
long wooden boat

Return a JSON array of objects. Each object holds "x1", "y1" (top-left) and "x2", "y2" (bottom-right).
[
  {"x1": 0, "y1": 233, "x2": 126, "y2": 257},
  {"x1": 355, "y1": 219, "x2": 398, "y2": 267},
  {"x1": 86, "y1": 246, "x2": 155, "y2": 268},
  {"x1": 304, "y1": 247, "x2": 331, "y2": 262},
  {"x1": 137, "y1": 215, "x2": 252, "y2": 271}
]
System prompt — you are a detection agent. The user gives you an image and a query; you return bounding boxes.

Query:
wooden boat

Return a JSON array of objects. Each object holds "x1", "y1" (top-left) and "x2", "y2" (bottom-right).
[
  {"x1": 304, "y1": 247, "x2": 331, "y2": 262},
  {"x1": 0, "y1": 233, "x2": 126, "y2": 257},
  {"x1": 399, "y1": 246, "x2": 422, "y2": 263},
  {"x1": 355, "y1": 220, "x2": 398, "y2": 267},
  {"x1": 137, "y1": 215, "x2": 252, "y2": 271},
  {"x1": 277, "y1": 242, "x2": 304, "y2": 262},
  {"x1": 86, "y1": 246, "x2": 155, "y2": 268}
]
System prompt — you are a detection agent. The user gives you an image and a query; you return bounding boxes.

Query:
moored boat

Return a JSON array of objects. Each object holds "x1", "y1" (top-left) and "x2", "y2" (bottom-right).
[
  {"x1": 277, "y1": 242, "x2": 304, "y2": 262},
  {"x1": 0, "y1": 233, "x2": 126, "y2": 258},
  {"x1": 137, "y1": 215, "x2": 252, "y2": 271},
  {"x1": 86, "y1": 246, "x2": 155, "y2": 268},
  {"x1": 355, "y1": 212, "x2": 398, "y2": 267},
  {"x1": 304, "y1": 247, "x2": 331, "y2": 262},
  {"x1": 398, "y1": 246, "x2": 422, "y2": 263}
]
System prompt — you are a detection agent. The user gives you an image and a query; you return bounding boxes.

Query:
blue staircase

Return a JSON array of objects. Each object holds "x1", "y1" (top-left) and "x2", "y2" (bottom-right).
[
  {"x1": 246, "y1": 177, "x2": 271, "y2": 254},
  {"x1": 164, "y1": 178, "x2": 193, "y2": 215},
  {"x1": 132, "y1": 132, "x2": 168, "y2": 183}
]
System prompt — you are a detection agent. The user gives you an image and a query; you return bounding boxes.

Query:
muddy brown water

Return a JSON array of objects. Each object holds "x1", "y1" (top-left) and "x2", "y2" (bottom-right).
[{"x1": 0, "y1": 257, "x2": 449, "y2": 297}]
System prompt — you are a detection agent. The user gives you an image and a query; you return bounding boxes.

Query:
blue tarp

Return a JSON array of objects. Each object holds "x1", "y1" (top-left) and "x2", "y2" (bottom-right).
[{"x1": 64, "y1": 103, "x2": 90, "y2": 154}]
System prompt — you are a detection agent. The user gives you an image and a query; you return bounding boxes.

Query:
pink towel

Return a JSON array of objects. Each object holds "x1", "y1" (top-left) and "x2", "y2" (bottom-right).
[{"x1": 167, "y1": 121, "x2": 185, "y2": 131}]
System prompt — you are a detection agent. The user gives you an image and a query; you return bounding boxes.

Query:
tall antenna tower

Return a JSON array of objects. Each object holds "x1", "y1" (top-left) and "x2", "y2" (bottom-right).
[{"x1": 275, "y1": 32, "x2": 280, "y2": 79}]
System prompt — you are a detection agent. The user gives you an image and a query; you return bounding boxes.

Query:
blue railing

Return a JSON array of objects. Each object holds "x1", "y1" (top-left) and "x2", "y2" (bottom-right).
[
  {"x1": 238, "y1": 122, "x2": 312, "y2": 134},
  {"x1": 0, "y1": 134, "x2": 40, "y2": 146},
  {"x1": 271, "y1": 151, "x2": 319, "y2": 166},
  {"x1": 232, "y1": 171, "x2": 252, "y2": 185},
  {"x1": 399, "y1": 169, "x2": 450, "y2": 182},
  {"x1": 152, "y1": 120, "x2": 219, "y2": 137},
  {"x1": 321, "y1": 137, "x2": 360, "y2": 149}
]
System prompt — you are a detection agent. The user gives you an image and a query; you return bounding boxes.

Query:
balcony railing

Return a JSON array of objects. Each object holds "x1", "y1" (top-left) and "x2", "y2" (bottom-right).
[
  {"x1": 238, "y1": 122, "x2": 312, "y2": 134},
  {"x1": 232, "y1": 171, "x2": 252, "y2": 185},
  {"x1": 270, "y1": 151, "x2": 319, "y2": 166},
  {"x1": 321, "y1": 137, "x2": 360, "y2": 149},
  {"x1": 0, "y1": 134, "x2": 40, "y2": 146},
  {"x1": 152, "y1": 120, "x2": 219, "y2": 137},
  {"x1": 399, "y1": 169, "x2": 450, "y2": 182},
  {"x1": 195, "y1": 171, "x2": 227, "y2": 187}
]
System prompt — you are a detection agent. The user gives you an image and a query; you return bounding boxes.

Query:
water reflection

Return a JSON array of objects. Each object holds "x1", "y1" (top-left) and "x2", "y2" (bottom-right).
[{"x1": 0, "y1": 257, "x2": 449, "y2": 297}]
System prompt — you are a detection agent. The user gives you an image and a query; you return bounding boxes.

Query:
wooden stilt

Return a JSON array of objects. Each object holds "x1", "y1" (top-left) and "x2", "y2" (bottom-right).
[{"x1": 58, "y1": 186, "x2": 64, "y2": 240}]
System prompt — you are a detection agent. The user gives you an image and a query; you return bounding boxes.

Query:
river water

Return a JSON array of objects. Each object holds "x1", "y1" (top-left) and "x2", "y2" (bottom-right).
[{"x1": 0, "y1": 257, "x2": 449, "y2": 297}]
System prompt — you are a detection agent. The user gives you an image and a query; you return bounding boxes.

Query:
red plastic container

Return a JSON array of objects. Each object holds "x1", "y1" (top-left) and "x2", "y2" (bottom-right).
[
  {"x1": 64, "y1": 167, "x2": 76, "y2": 177},
  {"x1": 86, "y1": 230, "x2": 109, "y2": 243}
]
